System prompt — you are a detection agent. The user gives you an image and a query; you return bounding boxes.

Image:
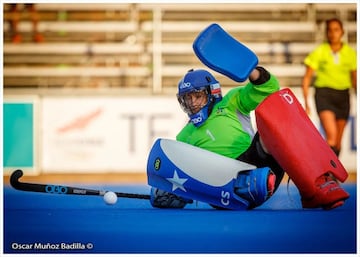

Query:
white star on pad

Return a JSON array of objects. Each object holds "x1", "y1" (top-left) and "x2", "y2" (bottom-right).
[{"x1": 166, "y1": 170, "x2": 188, "y2": 192}]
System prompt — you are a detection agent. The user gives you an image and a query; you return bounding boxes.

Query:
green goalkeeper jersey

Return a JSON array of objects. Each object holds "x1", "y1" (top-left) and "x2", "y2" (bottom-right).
[{"x1": 176, "y1": 74, "x2": 280, "y2": 159}]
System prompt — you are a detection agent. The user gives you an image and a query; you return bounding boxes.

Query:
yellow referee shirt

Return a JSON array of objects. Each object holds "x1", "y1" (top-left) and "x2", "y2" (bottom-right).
[{"x1": 304, "y1": 42, "x2": 357, "y2": 90}]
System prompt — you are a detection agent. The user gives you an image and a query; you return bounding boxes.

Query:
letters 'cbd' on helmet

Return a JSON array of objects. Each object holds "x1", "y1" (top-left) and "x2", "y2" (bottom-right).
[{"x1": 177, "y1": 69, "x2": 222, "y2": 127}]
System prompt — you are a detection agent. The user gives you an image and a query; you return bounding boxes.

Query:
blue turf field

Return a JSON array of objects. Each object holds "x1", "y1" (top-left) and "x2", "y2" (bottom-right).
[{"x1": 3, "y1": 183, "x2": 357, "y2": 254}]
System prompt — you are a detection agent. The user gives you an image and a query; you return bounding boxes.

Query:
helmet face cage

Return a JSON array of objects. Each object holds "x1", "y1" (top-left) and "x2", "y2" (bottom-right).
[
  {"x1": 177, "y1": 87, "x2": 209, "y2": 116},
  {"x1": 177, "y1": 69, "x2": 222, "y2": 127}
]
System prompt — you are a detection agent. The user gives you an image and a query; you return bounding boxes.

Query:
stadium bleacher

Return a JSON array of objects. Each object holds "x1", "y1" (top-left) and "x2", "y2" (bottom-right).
[{"x1": 3, "y1": 3, "x2": 357, "y2": 91}]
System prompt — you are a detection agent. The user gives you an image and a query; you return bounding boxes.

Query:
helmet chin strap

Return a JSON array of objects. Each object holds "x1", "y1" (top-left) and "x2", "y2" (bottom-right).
[{"x1": 207, "y1": 96, "x2": 215, "y2": 114}]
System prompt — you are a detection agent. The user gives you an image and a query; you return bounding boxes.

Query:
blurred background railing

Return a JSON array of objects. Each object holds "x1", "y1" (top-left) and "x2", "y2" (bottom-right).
[{"x1": 3, "y1": 3, "x2": 357, "y2": 91}]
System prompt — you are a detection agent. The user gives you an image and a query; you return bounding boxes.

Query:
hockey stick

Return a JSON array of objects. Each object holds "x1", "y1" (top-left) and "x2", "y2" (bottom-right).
[{"x1": 10, "y1": 169, "x2": 150, "y2": 200}]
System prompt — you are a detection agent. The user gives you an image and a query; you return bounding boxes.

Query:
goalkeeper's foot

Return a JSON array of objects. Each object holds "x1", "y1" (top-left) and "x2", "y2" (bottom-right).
[
  {"x1": 235, "y1": 168, "x2": 276, "y2": 209},
  {"x1": 301, "y1": 173, "x2": 349, "y2": 210}
]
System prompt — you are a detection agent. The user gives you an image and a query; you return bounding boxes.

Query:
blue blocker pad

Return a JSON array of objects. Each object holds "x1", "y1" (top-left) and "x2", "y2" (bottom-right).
[
  {"x1": 193, "y1": 23, "x2": 258, "y2": 82},
  {"x1": 147, "y1": 138, "x2": 263, "y2": 210}
]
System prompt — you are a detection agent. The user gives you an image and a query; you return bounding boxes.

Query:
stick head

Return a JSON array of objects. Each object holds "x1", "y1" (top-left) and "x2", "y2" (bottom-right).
[{"x1": 10, "y1": 169, "x2": 24, "y2": 188}]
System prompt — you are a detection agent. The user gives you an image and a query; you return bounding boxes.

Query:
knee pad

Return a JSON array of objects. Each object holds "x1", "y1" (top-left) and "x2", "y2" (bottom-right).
[{"x1": 234, "y1": 167, "x2": 275, "y2": 208}]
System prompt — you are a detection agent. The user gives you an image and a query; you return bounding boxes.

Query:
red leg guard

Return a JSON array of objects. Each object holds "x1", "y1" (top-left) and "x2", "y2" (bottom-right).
[{"x1": 255, "y1": 88, "x2": 349, "y2": 209}]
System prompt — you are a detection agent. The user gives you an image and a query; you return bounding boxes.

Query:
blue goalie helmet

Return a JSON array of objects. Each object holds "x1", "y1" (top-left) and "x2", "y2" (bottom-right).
[{"x1": 177, "y1": 69, "x2": 222, "y2": 127}]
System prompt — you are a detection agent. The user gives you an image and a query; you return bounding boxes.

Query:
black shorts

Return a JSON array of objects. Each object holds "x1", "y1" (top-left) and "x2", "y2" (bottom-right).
[
  {"x1": 314, "y1": 87, "x2": 350, "y2": 120},
  {"x1": 237, "y1": 133, "x2": 284, "y2": 190}
]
